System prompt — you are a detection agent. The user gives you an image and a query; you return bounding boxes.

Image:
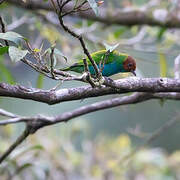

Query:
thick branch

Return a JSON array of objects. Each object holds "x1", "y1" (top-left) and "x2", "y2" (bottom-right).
[
  {"x1": 0, "y1": 92, "x2": 151, "y2": 126},
  {"x1": 0, "y1": 90, "x2": 179, "y2": 163},
  {"x1": 6, "y1": 0, "x2": 180, "y2": 28},
  {"x1": 1, "y1": 78, "x2": 180, "y2": 104}
]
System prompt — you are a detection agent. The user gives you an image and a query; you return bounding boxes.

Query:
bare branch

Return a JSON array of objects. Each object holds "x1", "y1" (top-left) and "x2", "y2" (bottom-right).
[
  {"x1": 83, "y1": 58, "x2": 96, "y2": 87},
  {"x1": 1, "y1": 78, "x2": 180, "y2": 104},
  {"x1": 6, "y1": 0, "x2": 180, "y2": 28},
  {"x1": 0, "y1": 90, "x2": 179, "y2": 163},
  {"x1": 0, "y1": 117, "x2": 28, "y2": 125},
  {"x1": 51, "y1": 0, "x2": 101, "y2": 79},
  {"x1": 0, "y1": 16, "x2": 9, "y2": 46},
  {"x1": 7, "y1": 16, "x2": 31, "y2": 31},
  {"x1": 0, "y1": 126, "x2": 31, "y2": 164},
  {"x1": 120, "y1": 114, "x2": 180, "y2": 164},
  {"x1": 0, "y1": 109, "x2": 18, "y2": 118},
  {"x1": 50, "y1": 44, "x2": 56, "y2": 79}
]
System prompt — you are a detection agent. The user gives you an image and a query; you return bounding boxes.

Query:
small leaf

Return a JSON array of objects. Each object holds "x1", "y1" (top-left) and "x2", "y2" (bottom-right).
[
  {"x1": 0, "y1": 56, "x2": 15, "y2": 84},
  {"x1": 114, "y1": 27, "x2": 127, "y2": 39},
  {"x1": 29, "y1": 144, "x2": 44, "y2": 151},
  {"x1": 158, "y1": 52, "x2": 167, "y2": 77},
  {"x1": 157, "y1": 27, "x2": 167, "y2": 41},
  {"x1": 0, "y1": 31, "x2": 25, "y2": 45},
  {"x1": 16, "y1": 163, "x2": 32, "y2": 174},
  {"x1": 36, "y1": 73, "x2": 44, "y2": 89},
  {"x1": 103, "y1": 43, "x2": 119, "y2": 52},
  {"x1": 33, "y1": 48, "x2": 41, "y2": 53},
  {"x1": 0, "y1": 46, "x2": 9, "y2": 55},
  {"x1": 158, "y1": 99, "x2": 166, "y2": 107},
  {"x1": 9, "y1": 46, "x2": 28, "y2": 62},
  {"x1": 87, "y1": 0, "x2": 99, "y2": 16}
]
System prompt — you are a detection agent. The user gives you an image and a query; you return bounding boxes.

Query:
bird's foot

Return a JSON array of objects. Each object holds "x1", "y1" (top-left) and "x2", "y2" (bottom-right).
[{"x1": 81, "y1": 72, "x2": 106, "y2": 87}]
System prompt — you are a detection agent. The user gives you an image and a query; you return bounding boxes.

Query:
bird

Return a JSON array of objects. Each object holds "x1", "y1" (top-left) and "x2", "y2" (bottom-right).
[{"x1": 61, "y1": 50, "x2": 136, "y2": 77}]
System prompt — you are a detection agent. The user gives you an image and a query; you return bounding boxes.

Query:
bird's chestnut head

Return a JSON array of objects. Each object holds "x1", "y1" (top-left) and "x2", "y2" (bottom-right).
[{"x1": 123, "y1": 56, "x2": 136, "y2": 76}]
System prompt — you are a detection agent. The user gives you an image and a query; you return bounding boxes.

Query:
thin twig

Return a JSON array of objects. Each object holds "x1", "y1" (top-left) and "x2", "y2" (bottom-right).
[
  {"x1": 53, "y1": 0, "x2": 101, "y2": 79},
  {"x1": 50, "y1": 45, "x2": 56, "y2": 79},
  {"x1": 83, "y1": 58, "x2": 96, "y2": 87},
  {"x1": 119, "y1": 114, "x2": 180, "y2": 165},
  {"x1": 0, "y1": 92, "x2": 179, "y2": 163},
  {"x1": 1, "y1": 78, "x2": 180, "y2": 105},
  {"x1": 0, "y1": 16, "x2": 9, "y2": 46},
  {"x1": 0, "y1": 126, "x2": 31, "y2": 164},
  {"x1": 0, "y1": 108, "x2": 19, "y2": 118}
]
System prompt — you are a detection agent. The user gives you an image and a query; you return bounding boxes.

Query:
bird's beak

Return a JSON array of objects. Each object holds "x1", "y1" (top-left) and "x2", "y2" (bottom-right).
[{"x1": 131, "y1": 71, "x2": 136, "y2": 76}]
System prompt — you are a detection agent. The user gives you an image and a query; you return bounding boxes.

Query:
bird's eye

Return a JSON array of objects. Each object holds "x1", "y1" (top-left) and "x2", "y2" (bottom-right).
[{"x1": 128, "y1": 63, "x2": 132, "y2": 68}]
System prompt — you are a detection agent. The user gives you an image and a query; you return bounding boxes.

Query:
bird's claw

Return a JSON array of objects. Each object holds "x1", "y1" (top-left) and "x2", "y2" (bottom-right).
[{"x1": 81, "y1": 72, "x2": 106, "y2": 87}]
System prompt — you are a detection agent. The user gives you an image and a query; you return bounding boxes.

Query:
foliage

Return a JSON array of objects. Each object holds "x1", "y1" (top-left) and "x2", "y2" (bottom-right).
[
  {"x1": 0, "y1": 0, "x2": 180, "y2": 178},
  {"x1": 0, "y1": 124, "x2": 179, "y2": 179}
]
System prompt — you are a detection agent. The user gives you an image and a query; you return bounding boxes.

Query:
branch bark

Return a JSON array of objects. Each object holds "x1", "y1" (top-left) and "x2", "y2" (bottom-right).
[
  {"x1": 0, "y1": 90, "x2": 179, "y2": 163},
  {"x1": 6, "y1": 0, "x2": 180, "y2": 28},
  {"x1": 0, "y1": 126, "x2": 31, "y2": 164},
  {"x1": 1, "y1": 78, "x2": 180, "y2": 104}
]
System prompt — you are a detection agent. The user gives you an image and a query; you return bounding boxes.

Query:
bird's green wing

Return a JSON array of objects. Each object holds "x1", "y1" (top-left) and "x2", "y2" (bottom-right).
[
  {"x1": 61, "y1": 50, "x2": 129, "y2": 73},
  {"x1": 76, "y1": 50, "x2": 120, "y2": 65}
]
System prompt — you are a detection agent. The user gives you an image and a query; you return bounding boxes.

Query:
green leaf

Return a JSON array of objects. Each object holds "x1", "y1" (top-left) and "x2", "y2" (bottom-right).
[
  {"x1": 87, "y1": 0, "x2": 99, "y2": 16},
  {"x1": 158, "y1": 52, "x2": 167, "y2": 77},
  {"x1": 0, "y1": 46, "x2": 9, "y2": 55},
  {"x1": 158, "y1": 99, "x2": 166, "y2": 107},
  {"x1": 8, "y1": 46, "x2": 28, "y2": 62},
  {"x1": 0, "y1": 56, "x2": 15, "y2": 84},
  {"x1": 114, "y1": 27, "x2": 128, "y2": 38},
  {"x1": 0, "y1": 31, "x2": 26, "y2": 45},
  {"x1": 30, "y1": 145, "x2": 44, "y2": 150},
  {"x1": 12, "y1": 144, "x2": 44, "y2": 160},
  {"x1": 157, "y1": 27, "x2": 167, "y2": 41},
  {"x1": 16, "y1": 163, "x2": 32, "y2": 174},
  {"x1": 36, "y1": 73, "x2": 44, "y2": 89},
  {"x1": 103, "y1": 43, "x2": 119, "y2": 52}
]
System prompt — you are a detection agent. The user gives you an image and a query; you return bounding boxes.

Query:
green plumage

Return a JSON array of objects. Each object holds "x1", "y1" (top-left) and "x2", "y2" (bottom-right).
[{"x1": 62, "y1": 50, "x2": 130, "y2": 76}]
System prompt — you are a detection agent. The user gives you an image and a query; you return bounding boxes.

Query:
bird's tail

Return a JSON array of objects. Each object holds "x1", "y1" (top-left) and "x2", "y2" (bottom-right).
[
  {"x1": 60, "y1": 67, "x2": 70, "y2": 71},
  {"x1": 60, "y1": 63, "x2": 79, "y2": 71}
]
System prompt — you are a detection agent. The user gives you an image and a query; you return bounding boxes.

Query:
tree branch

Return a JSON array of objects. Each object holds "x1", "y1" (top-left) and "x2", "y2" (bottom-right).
[
  {"x1": 119, "y1": 113, "x2": 180, "y2": 165},
  {"x1": 1, "y1": 78, "x2": 180, "y2": 104},
  {"x1": 52, "y1": 0, "x2": 101, "y2": 79},
  {"x1": 0, "y1": 90, "x2": 179, "y2": 163},
  {"x1": 0, "y1": 89, "x2": 180, "y2": 163},
  {"x1": 6, "y1": 0, "x2": 180, "y2": 28},
  {"x1": 0, "y1": 16, "x2": 9, "y2": 46},
  {"x1": 0, "y1": 126, "x2": 31, "y2": 164}
]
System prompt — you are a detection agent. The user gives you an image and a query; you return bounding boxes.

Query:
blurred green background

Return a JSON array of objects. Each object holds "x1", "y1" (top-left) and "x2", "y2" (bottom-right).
[{"x1": 0, "y1": 0, "x2": 180, "y2": 179}]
